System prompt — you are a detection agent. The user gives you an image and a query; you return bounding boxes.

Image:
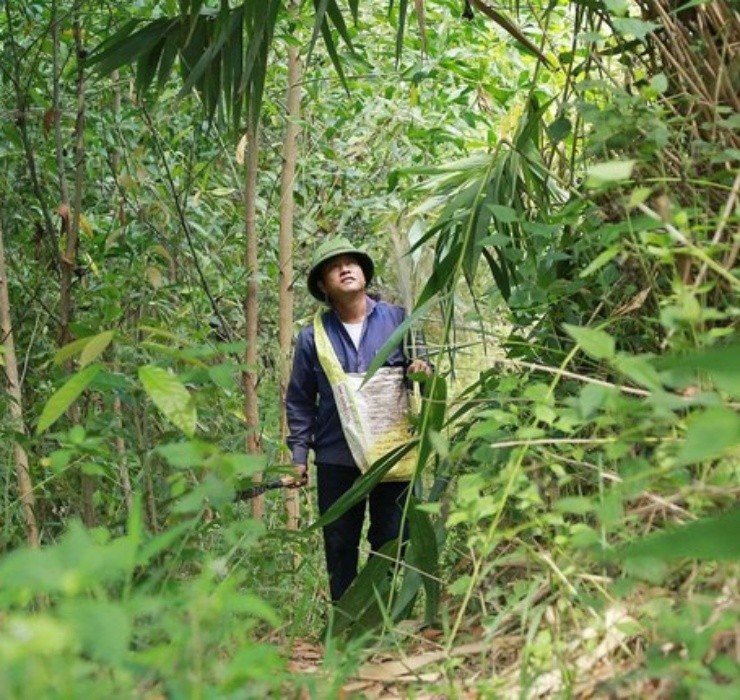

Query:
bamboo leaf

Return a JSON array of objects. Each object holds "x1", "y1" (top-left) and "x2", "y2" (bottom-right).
[
  {"x1": 325, "y1": 0, "x2": 354, "y2": 50},
  {"x1": 396, "y1": 0, "x2": 408, "y2": 64},
  {"x1": 417, "y1": 242, "x2": 463, "y2": 307},
  {"x1": 363, "y1": 300, "x2": 435, "y2": 383},
  {"x1": 88, "y1": 18, "x2": 179, "y2": 77},
  {"x1": 481, "y1": 247, "x2": 511, "y2": 299},
  {"x1": 470, "y1": 0, "x2": 552, "y2": 67},
  {"x1": 416, "y1": 375, "x2": 447, "y2": 473},
  {"x1": 138, "y1": 365, "x2": 197, "y2": 437},
  {"x1": 136, "y1": 37, "x2": 166, "y2": 94},
  {"x1": 332, "y1": 538, "x2": 398, "y2": 636},
  {"x1": 36, "y1": 364, "x2": 102, "y2": 434},
  {"x1": 319, "y1": 11, "x2": 350, "y2": 94},
  {"x1": 177, "y1": 7, "x2": 241, "y2": 102},
  {"x1": 305, "y1": 443, "x2": 416, "y2": 532}
]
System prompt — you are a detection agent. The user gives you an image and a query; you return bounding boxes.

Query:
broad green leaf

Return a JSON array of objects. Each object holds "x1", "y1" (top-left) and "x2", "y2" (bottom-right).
[
  {"x1": 563, "y1": 324, "x2": 616, "y2": 360},
  {"x1": 619, "y1": 506, "x2": 740, "y2": 562},
  {"x1": 579, "y1": 383, "x2": 610, "y2": 419},
  {"x1": 586, "y1": 160, "x2": 636, "y2": 186},
  {"x1": 54, "y1": 336, "x2": 92, "y2": 366},
  {"x1": 407, "y1": 499, "x2": 440, "y2": 623},
  {"x1": 674, "y1": 407, "x2": 740, "y2": 467},
  {"x1": 79, "y1": 330, "x2": 115, "y2": 368},
  {"x1": 614, "y1": 354, "x2": 663, "y2": 391},
  {"x1": 647, "y1": 73, "x2": 668, "y2": 94},
  {"x1": 138, "y1": 365, "x2": 197, "y2": 437},
  {"x1": 36, "y1": 364, "x2": 102, "y2": 434},
  {"x1": 171, "y1": 475, "x2": 234, "y2": 513}
]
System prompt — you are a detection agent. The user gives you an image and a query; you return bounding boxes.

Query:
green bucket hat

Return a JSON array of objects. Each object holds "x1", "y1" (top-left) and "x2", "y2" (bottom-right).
[{"x1": 307, "y1": 236, "x2": 375, "y2": 301}]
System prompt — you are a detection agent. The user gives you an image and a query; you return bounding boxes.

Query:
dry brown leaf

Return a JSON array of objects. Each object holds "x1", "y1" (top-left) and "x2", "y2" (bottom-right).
[
  {"x1": 614, "y1": 287, "x2": 651, "y2": 316},
  {"x1": 236, "y1": 133, "x2": 248, "y2": 166},
  {"x1": 356, "y1": 641, "x2": 488, "y2": 681}
]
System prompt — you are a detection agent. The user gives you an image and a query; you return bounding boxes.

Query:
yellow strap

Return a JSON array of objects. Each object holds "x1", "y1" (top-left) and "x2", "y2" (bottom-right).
[{"x1": 314, "y1": 312, "x2": 346, "y2": 385}]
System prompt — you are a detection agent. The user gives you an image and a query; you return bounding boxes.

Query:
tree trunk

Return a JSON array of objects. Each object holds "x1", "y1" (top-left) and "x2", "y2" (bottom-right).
[
  {"x1": 0, "y1": 222, "x2": 40, "y2": 548},
  {"x1": 55, "y1": 18, "x2": 95, "y2": 527},
  {"x1": 242, "y1": 114, "x2": 264, "y2": 521},
  {"x1": 280, "y1": 10, "x2": 303, "y2": 531},
  {"x1": 109, "y1": 70, "x2": 133, "y2": 515}
]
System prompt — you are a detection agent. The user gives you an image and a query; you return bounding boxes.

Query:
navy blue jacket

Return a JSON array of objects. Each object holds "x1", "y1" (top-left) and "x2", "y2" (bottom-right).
[{"x1": 286, "y1": 297, "x2": 408, "y2": 467}]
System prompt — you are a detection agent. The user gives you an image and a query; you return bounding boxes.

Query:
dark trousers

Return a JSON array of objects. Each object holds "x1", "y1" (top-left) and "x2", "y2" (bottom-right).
[{"x1": 316, "y1": 462, "x2": 409, "y2": 602}]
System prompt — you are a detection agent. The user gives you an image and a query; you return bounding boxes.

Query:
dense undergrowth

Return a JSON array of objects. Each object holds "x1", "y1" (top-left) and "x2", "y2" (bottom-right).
[{"x1": 1, "y1": 1, "x2": 738, "y2": 698}]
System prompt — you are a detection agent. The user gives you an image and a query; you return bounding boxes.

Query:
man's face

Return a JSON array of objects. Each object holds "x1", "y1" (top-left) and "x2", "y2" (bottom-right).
[{"x1": 318, "y1": 254, "x2": 366, "y2": 299}]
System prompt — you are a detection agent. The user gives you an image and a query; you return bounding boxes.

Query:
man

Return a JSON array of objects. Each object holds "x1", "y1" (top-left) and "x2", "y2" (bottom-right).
[{"x1": 285, "y1": 236, "x2": 430, "y2": 602}]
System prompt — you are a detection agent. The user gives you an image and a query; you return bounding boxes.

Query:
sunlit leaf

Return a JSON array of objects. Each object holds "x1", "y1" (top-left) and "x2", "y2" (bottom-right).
[
  {"x1": 54, "y1": 337, "x2": 93, "y2": 366},
  {"x1": 36, "y1": 364, "x2": 102, "y2": 434},
  {"x1": 138, "y1": 365, "x2": 197, "y2": 437},
  {"x1": 586, "y1": 160, "x2": 636, "y2": 186},
  {"x1": 79, "y1": 330, "x2": 115, "y2": 368}
]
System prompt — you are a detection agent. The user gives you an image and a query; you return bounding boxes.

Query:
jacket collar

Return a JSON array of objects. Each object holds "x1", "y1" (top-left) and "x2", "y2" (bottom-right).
[{"x1": 329, "y1": 294, "x2": 376, "y2": 323}]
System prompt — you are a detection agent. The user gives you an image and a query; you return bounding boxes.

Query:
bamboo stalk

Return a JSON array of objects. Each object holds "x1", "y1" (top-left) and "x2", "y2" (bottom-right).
[
  {"x1": 279, "y1": 7, "x2": 303, "y2": 531},
  {"x1": 0, "y1": 222, "x2": 40, "y2": 548},
  {"x1": 242, "y1": 113, "x2": 264, "y2": 521}
]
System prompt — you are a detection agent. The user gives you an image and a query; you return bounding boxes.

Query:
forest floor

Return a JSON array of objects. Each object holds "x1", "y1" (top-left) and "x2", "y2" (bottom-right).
[{"x1": 278, "y1": 603, "x2": 656, "y2": 698}]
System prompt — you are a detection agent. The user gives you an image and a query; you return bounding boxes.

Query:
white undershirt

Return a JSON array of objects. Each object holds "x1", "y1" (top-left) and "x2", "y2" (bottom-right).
[{"x1": 342, "y1": 320, "x2": 364, "y2": 349}]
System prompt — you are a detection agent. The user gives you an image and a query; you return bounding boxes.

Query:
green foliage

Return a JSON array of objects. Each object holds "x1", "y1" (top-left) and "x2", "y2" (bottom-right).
[
  {"x1": 139, "y1": 364, "x2": 197, "y2": 437},
  {"x1": 2, "y1": 0, "x2": 738, "y2": 696},
  {"x1": 0, "y1": 503, "x2": 285, "y2": 698},
  {"x1": 36, "y1": 365, "x2": 102, "y2": 435}
]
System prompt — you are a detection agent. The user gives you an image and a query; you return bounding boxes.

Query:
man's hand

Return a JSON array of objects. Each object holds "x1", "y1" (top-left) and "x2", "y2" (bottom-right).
[
  {"x1": 407, "y1": 358, "x2": 432, "y2": 381},
  {"x1": 283, "y1": 464, "x2": 308, "y2": 488}
]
